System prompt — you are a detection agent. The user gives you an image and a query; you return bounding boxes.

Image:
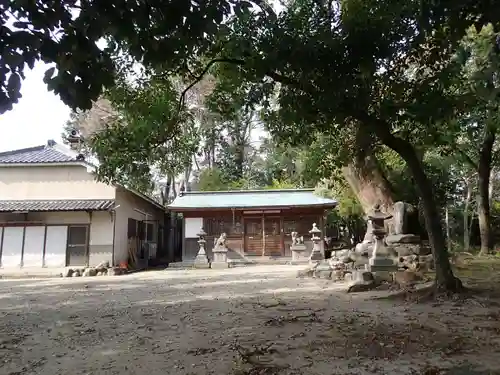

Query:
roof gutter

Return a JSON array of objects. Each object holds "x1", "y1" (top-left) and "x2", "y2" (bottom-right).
[{"x1": 168, "y1": 203, "x2": 338, "y2": 212}]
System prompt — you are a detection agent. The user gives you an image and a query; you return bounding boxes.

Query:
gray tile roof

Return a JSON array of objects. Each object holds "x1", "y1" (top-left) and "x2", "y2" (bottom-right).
[
  {"x1": 0, "y1": 199, "x2": 115, "y2": 212},
  {"x1": 168, "y1": 189, "x2": 337, "y2": 210},
  {"x1": 0, "y1": 143, "x2": 77, "y2": 164}
]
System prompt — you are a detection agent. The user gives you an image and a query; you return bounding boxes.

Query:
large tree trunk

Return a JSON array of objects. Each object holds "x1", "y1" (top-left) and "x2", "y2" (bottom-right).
[
  {"x1": 385, "y1": 137, "x2": 462, "y2": 292},
  {"x1": 342, "y1": 130, "x2": 396, "y2": 241},
  {"x1": 342, "y1": 157, "x2": 395, "y2": 214},
  {"x1": 367, "y1": 118, "x2": 462, "y2": 293},
  {"x1": 477, "y1": 126, "x2": 495, "y2": 256},
  {"x1": 463, "y1": 177, "x2": 473, "y2": 252}
]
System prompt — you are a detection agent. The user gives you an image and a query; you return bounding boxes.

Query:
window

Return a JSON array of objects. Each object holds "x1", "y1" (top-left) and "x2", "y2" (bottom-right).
[
  {"x1": 128, "y1": 218, "x2": 137, "y2": 238},
  {"x1": 68, "y1": 226, "x2": 87, "y2": 245}
]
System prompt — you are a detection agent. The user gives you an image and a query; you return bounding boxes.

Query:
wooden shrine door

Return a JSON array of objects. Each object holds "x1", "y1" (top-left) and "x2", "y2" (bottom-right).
[
  {"x1": 244, "y1": 218, "x2": 262, "y2": 255},
  {"x1": 264, "y1": 217, "x2": 283, "y2": 256}
]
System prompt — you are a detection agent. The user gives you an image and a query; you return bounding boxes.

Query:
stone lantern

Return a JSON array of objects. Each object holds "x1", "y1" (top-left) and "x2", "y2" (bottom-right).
[
  {"x1": 194, "y1": 227, "x2": 210, "y2": 268},
  {"x1": 368, "y1": 204, "x2": 396, "y2": 272},
  {"x1": 308, "y1": 223, "x2": 324, "y2": 263}
]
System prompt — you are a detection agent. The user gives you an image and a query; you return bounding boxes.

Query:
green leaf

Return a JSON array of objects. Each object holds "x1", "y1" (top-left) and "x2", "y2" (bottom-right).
[
  {"x1": 43, "y1": 67, "x2": 55, "y2": 83},
  {"x1": 7, "y1": 73, "x2": 21, "y2": 98}
]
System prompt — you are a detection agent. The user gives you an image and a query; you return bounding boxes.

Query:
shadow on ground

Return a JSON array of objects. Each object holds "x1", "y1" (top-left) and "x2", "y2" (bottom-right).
[{"x1": 0, "y1": 265, "x2": 499, "y2": 375}]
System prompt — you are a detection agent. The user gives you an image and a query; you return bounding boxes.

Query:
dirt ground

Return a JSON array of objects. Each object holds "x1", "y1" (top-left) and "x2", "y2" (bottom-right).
[{"x1": 0, "y1": 264, "x2": 499, "y2": 375}]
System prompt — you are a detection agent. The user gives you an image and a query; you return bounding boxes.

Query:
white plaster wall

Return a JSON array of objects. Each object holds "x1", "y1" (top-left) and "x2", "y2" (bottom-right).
[
  {"x1": 89, "y1": 211, "x2": 114, "y2": 246},
  {"x1": 113, "y1": 188, "x2": 165, "y2": 265},
  {"x1": 30, "y1": 211, "x2": 91, "y2": 224},
  {"x1": 185, "y1": 217, "x2": 203, "y2": 238},
  {"x1": 0, "y1": 165, "x2": 115, "y2": 200},
  {"x1": 88, "y1": 211, "x2": 114, "y2": 266}
]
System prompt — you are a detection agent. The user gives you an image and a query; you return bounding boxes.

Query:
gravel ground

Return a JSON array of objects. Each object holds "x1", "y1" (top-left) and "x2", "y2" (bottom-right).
[{"x1": 0, "y1": 265, "x2": 499, "y2": 375}]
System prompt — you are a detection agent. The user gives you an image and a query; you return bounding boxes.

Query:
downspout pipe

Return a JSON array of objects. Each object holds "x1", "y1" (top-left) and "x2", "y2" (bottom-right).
[{"x1": 109, "y1": 204, "x2": 120, "y2": 267}]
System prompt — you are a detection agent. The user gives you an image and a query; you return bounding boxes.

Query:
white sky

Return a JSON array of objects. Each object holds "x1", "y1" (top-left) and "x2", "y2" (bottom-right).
[{"x1": 0, "y1": 62, "x2": 70, "y2": 152}]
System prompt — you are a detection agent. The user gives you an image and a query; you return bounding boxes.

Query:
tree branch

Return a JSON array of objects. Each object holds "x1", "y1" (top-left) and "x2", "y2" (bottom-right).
[
  {"x1": 177, "y1": 57, "x2": 312, "y2": 115},
  {"x1": 177, "y1": 58, "x2": 245, "y2": 113}
]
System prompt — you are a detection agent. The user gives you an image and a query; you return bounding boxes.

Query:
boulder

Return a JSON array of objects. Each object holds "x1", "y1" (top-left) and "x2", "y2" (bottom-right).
[
  {"x1": 296, "y1": 262, "x2": 319, "y2": 278},
  {"x1": 62, "y1": 269, "x2": 74, "y2": 277},
  {"x1": 346, "y1": 270, "x2": 376, "y2": 293},
  {"x1": 107, "y1": 267, "x2": 125, "y2": 276},
  {"x1": 314, "y1": 261, "x2": 333, "y2": 279},
  {"x1": 95, "y1": 261, "x2": 110, "y2": 269},
  {"x1": 393, "y1": 270, "x2": 425, "y2": 289},
  {"x1": 386, "y1": 234, "x2": 421, "y2": 245},
  {"x1": 83, "y1": 268, "x2": 97, "y2": 277},
  {"x1": 331, "y1": 269, "x2": 345, "y2": 281}
]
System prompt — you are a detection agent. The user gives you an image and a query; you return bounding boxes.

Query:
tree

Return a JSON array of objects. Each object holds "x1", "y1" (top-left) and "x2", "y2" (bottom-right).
[
  {"x1": 201, "y1": 0, "x2": 500, "y2": 292},
  {"x1": 440, "y1": 25, "x2": 500, "y2": 255},
  {"x1": 1, "y1": 0, "x2": 262, "y2": 112}
]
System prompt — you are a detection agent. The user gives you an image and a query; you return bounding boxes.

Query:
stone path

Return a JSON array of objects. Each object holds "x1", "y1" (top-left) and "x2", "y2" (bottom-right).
[{"x1": 0, "y1": 265, "x2": 499, "y2": 375}]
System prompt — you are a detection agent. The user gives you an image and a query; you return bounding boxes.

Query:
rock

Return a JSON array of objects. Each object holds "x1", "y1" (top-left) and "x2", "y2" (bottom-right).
[
  {"x1": 62, "y1": 269, "x2": 74, "y2": 277},
  {"x1": 372, "y1": 271, "x2": 394, "y2": 283},
  {"x1": 107, "y1": 267, "x2": 125, "y2": 276},
  {"x1": 95, "y1": 261, "x2": 110, "y2": 269},
  {"x1": 107, "y1": 268, "x2": 117, "y2": 276},
  {"x1": 82, "y1": 268, "x2": 97, "y2": 277},
  {"x1": 346, "y1": 270, "x2": 377, "y2": 292},
  {"x1": 314, "y1": 261, "x2": 333, "y2": 279},
  {"x1": 331, "y1": 269, "x2": 345, "y2": 281},
  {"x1": 72, "y1": 271, "x2": 81, "y2": 277},
  {"x1": 386, "y1": 234, "x2": 421, "y2": 245},
  {"x1": 347, "y1": 281, "x2": 376, "y2": 293},
  {"x1": 296, "y1": 263, "x2": 319, "y2": 278},
  {"x1": 391, "y1": 244, "x2": 419, "y2": 257},
  {"x1": 353, "y1": 270, "x2": 375, "y2": 283},
  {"x1": 393, "y1": 270, "x2": 424, "y2": 289},
  {"x1": 419, "y1": 245, "x2": 432, "y2": 256}
]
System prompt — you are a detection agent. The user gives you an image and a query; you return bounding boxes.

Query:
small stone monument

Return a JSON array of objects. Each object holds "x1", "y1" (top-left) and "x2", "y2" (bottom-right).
[
  {"x1": 194, "y1": 228, "x2": 211, "y2": 268},
  {"x1": 290, "y1": 231, "x2": 307, "y2": 264},
  {"x1": 211, "y1": 232, "x2": 229, "y2": 269},
  {"x1": 368, "y1": 204, "x2": 397, "y2": 279},
  {"x1": 308, "y1": 223, "x2": 324, "y2": 263}
]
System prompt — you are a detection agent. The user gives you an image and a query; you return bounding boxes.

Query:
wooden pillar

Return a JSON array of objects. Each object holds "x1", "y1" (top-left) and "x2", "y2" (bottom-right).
[
  {"x1": 241, "y1": 215, "x2": 246, "y2": 253},
  {"x1": 280, "y1": 213, "x2": 285, "y2": 256},
  {"x1": 261, "y1": 213, "x2": 265, "y2": 256},
  {"x1": 319, "y1": 212, "x2": 325, "y2": 253}
]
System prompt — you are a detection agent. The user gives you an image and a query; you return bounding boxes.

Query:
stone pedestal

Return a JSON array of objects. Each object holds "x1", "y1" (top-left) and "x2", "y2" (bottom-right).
[
  {"x1": 290, "y1": 244, "x2": 307, "y2": 264},
  {"x1": 308, "y1": 223, "x2": 324, "y2": 263},
  {"x1": 369, "y1": 237, "x2": 397, "y2": 272},
  {"x1": 194, "y1": 228, "x2": 211, "y2": 268},
  {"x1": 368, "y1": 206, "x2": 397, "y2": 274},
  {"x1": 211, "y1": 246, "x2": 229, "y2": 269}
]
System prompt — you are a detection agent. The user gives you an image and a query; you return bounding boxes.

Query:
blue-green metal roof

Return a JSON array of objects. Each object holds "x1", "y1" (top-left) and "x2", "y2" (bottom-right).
[{"x1": 168, "y1": 189, "x2": 337, "y2": 210}]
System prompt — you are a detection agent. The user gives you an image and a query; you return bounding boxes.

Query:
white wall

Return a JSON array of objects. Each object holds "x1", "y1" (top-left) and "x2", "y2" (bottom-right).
[
  {"x1": 0, "y1": 165, "x2": 115, "y2": 200},
  {"x1": 88, "y1": 211, "x2": 114, "y2": 266},
  {"x1": 113, "y1": 188, "x2": 164, "y2": 265},
  {"x1": 0, "y1": 211, "x2": 115, "y2": 268},
  {"x1": 185, "y1": 217, "x2": 203, "y2": 238}
]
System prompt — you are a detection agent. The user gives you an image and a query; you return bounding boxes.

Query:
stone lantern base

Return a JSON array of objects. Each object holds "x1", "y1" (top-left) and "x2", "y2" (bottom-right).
[
  {"x1": 211, "y1": 247, "x2": 229, "y2": 269},
  {"x1": 193, "y1": 255, "x2": 211, "y2": 268},
  {"x1": 290, "y1": 244, "x2": 307, "y2": 264},
  {"x1": 309, "y1": 248, "x2": 324, "y2": 263}
]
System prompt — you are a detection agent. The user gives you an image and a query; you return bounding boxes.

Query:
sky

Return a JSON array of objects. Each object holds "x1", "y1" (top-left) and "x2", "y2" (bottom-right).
[{"x1": 0, "y1": 63, "x2": 71, "y2": 152}]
